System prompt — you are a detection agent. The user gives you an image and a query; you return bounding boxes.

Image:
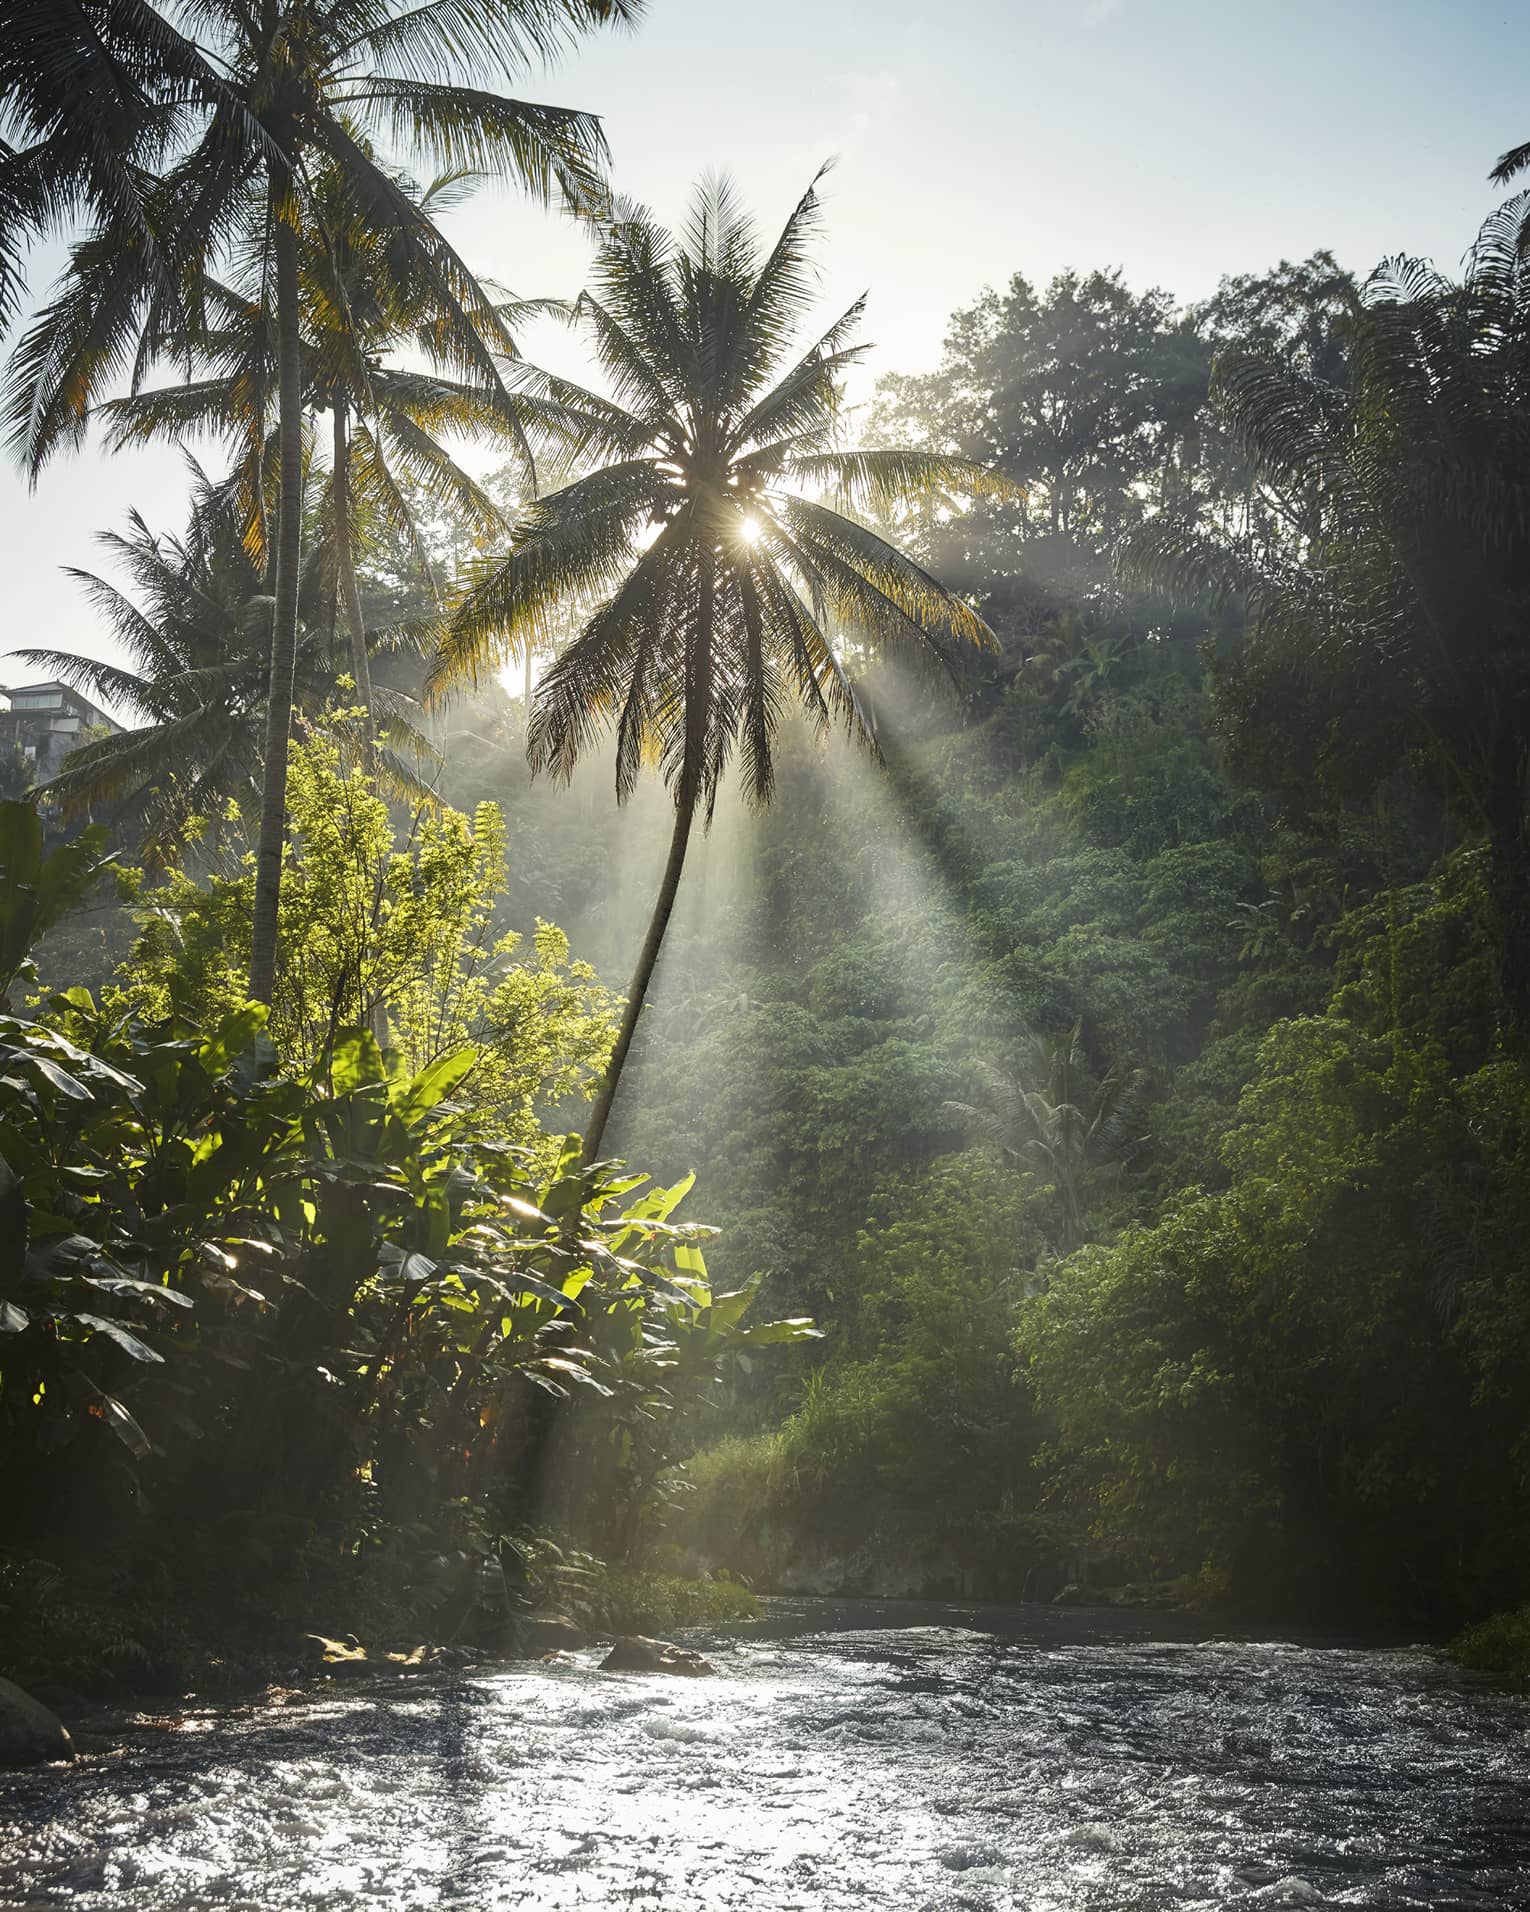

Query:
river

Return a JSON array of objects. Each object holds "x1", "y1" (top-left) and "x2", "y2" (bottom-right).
[{"x1": 2, "y1": 1599, "x2": 1528, "y2": 1909}]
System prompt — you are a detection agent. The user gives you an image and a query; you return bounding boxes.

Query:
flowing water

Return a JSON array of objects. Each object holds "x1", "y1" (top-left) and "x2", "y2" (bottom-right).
[{"x1": 3, "y1": 1598, "x2": 1529, "y2": 1910}]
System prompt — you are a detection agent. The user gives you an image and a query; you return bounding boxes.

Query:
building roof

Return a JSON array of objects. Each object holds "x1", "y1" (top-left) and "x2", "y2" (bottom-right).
[{"x1": 0, "y1": 680, "x2": 121, "y2": 732}]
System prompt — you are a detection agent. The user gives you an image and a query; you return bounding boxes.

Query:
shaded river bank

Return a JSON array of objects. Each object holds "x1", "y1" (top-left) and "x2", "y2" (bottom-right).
[{"x1": 3, "y1": 1599, "x2": 1529, "y2": 1908}]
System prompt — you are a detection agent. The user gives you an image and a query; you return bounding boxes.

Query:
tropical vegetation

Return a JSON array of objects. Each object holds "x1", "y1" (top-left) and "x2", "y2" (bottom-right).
[{"x1": 6, "y1": 2, "x2": 1530, "y2": 1697}]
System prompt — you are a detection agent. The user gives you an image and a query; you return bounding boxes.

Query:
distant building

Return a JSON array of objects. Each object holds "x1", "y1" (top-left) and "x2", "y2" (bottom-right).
[{"x1": 0, "y1": 681, "x2": 122, "y2": 785}]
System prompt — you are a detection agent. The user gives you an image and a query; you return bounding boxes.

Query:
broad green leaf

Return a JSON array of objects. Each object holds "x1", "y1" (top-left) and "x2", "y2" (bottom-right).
[
  {"x1": 198, "y1": 1004, "x2": 269, "y2": 1077},
  {"x1": 25, "y1": 1055, "x2": 93, "y2": 1101},
  {"x1": 79, "y1": 1274, "x2": 193, "y2": 1309},
  {"x1": 330, "y1": 1029, "x2": 389, "y2": 1095},
  {"x1": 621, "y1": 1172, "x2": 697, "y2": 1227},
  {"x1": 708, "y1": 1273, "x2": 762, "y2": 1332},
  {"x1": 92, "y1": 1393, "x2": 152, "y2": 1459},
  {"x1": 75, "y1": 1314, "x2": 164, "y2": 1362},
  {"x1": 390, "y1": 1047, "x2": 477, "y2": 1125},
  {"x1": 734, "y1": 1318, "x2": 822, "y2": 1346}
]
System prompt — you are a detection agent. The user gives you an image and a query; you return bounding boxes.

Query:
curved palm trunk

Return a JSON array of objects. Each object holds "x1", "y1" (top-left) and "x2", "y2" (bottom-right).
[
  {"x1": 580, "y1": 548, "x2": 714, "y2": 1168},
  {"x1": 579, "y1": 789, "x2": 697, "y2": 1166},
  {"x1": 331, "y1": 400, "x2": 376, "y2": 735},
  {"x1": 249, "y1": 208, "x2": 304, "y2": 1006}
]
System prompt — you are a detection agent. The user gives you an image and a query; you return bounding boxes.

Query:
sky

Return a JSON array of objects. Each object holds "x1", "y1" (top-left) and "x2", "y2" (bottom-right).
[{"x1": 3, "y1": 0, "x2": 1527, "y2": 685}]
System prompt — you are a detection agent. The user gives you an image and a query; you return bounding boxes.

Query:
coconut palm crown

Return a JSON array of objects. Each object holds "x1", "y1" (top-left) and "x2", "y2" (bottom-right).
[
  {"x1": 0, "y1": 0, "x2": 240, "y2": 329},
  {"x1": 95, "y1": 154, "x2": 546, "y2": 724},
  {"x1": 432, "y1": 169, "x2": 1015, "y2": 1160},
  {"x1": 4, "y1": 0, "x2": 640, "y2": 1006}
]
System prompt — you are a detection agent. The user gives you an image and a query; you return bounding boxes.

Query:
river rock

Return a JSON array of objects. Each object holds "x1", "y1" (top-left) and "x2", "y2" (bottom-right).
[
  {"x1": 298, "y1": 1632, "x2": 353, "y2": 1663},
  {"x1": 600, "y1": 1635, "x2": 715, "y2": 1677},
  {"x1": 429, "y1": 1645, "x2": 481, "y2": 1668},
  {"x1": 22, "y1": 1682, "x2": 94, "y2": 1720},
  {"x1": 0, "y1": 1676, "x2": 75, "y2": 1766},
  {"x1": 300, "y1": 1633, "x2": 375, "y2": 1679},
  {"x1": 510, "y1": 1613, "x2": 589, "y2": 1657},
  {"x1": 383, "y1": 1645, "x2": 439, "y2": 1671}
]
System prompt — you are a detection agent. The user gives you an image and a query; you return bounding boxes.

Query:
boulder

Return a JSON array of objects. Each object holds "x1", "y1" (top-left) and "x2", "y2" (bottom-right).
[
  {"x1": 22, "y1": 1682, "x2": 93, "y2": 1720},
  {"x1": 0, "y1": 1676, "x2": 75, "y2": 1766},
  {"x1": 300, "y1": 1634, "x2": 372, "y2": 1679},
  {"x1": 383, "y1": 1645, "x2": 439, "y2": 1671},
  {"x1": 324, "y1": 1653, "x2": 375, "y2": 1682},
  {"x1": 599, "y1": 1635, "x2": 715, "y2": 1677},
  {"x1": 298, "y1": 1632, "x2": 354, "y2": 1665},
  {"x1": 509, "y1": 1613, "x2": 589, "y2": 1657}
]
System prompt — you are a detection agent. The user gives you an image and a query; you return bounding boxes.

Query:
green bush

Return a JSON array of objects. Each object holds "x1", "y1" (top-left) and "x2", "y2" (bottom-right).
[
  {"x1": 1451, "y1": 1606, "x2": 1530, "y2": 1686},
  {"x1": 0, "y1": 764, "x2": 816, "y2": 1694}
]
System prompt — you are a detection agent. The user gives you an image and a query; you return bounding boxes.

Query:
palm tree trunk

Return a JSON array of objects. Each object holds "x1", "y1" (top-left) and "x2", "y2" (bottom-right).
[
  {"x1": 331, "y1": 400, "x2": 375, "y2": 734},
  {"x1": 249, "y1": 207, "x2": 304, "y2": 1006},
  {"x1": 580, "y1": 547, "x2": 714, "y2": 1167},
  {"x1": 579, "y1": 788, "x2": 696, "y2": 1166}
]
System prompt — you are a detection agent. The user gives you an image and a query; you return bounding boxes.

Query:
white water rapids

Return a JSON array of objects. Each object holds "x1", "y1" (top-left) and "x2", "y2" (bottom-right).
[{"x1": 3, "y1": 1599, "x2": 1529, "y2": 1909}]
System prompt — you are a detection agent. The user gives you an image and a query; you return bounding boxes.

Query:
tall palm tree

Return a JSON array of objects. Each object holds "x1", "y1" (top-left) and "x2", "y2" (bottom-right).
[
  {"x1": 20, "y1": 463, "x2": 428, "y2": 862},
  {"x1": 4, "y1": 0, "x2": 639, "y2": 1005},
  {"x1": 432, "y1": 171, "x2": 1014, "y2": 1163},
  {"x1": 96, "y1": 155, "x2": 537, "y2": 733}
]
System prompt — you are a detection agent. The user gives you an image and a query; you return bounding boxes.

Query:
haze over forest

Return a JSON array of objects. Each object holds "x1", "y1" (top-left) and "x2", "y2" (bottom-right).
[{"x1": 9, "y1": 8, "x2": 1530, "y2": 1903}]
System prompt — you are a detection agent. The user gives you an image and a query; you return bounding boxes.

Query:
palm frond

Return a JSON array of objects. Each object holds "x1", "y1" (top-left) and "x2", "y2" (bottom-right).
[
  {"x1": 777, "y1": 495, "x2": 996, "y2": 651},
  {"x1": 787, "y1": 447, "x2": 1022, "y2": 517},
  {"x1": 432, "y1": 460, "x2": 671, "y2": 693},
  {"x1": 347, "y1": 79, "x2": 609, "y2": 215},
  {"x1": 1491, "y1": 139, "x2": 1530, "y2": 187},
  {"x1": 527, "y1": 518, "x2": 689, "y2": 785}
]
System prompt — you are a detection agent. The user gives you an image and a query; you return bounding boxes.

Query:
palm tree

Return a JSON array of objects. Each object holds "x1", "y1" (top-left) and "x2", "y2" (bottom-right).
[
  {"x1": 19, "y1": 464, "x2": 427, "y2": 862},
  {"x1": 945, "y1": 1026, "x2": 1146, "y2": 1252},
  {"x1": 0, "y1": 0, "x2": 237, "y2": 327},
  {"x1": 1124, "y1": 203, "x2": 1530, "y2": 1029},
  {"x1": 432, "y1": 171, "x2": 1013, "y2": 1163},
  {"x1": 97, "y1": 155, "x2": 536, "y2": 734},
  {"x1": 4, "y1": 0, "x2": 638, "y2": 1005}
]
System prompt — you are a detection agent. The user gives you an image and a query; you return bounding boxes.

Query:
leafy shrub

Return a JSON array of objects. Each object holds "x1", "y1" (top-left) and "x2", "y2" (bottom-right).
[{"x1": 1451, "y1": 1606, "x2": 1530, "y2": 1686}]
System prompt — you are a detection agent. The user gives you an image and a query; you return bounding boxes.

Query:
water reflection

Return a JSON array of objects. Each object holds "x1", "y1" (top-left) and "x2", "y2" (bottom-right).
[{"x1": 3, "y1": 1600, "x2": 1529, "y2": 1909}]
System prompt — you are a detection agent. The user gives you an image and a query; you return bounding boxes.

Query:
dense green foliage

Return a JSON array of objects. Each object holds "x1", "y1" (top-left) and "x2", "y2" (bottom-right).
[
  {"x1": 410, "y1": 238, "x2": 1530, "y2": 1630},
  {"x1": 115, "y1": 722, "x2": 618, "y2": 1159},
  {"x1": 0, "y1": 765, "x2": 813, "y2": 1687},
  {"x1": 8, "y1": 2, "x2": 1530, "y2": 1682}
]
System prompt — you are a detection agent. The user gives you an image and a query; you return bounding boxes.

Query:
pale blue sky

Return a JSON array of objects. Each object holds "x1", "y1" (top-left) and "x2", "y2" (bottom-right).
[{"x1": 4, "y1": 0, "x2": 1525, "y2": 682}]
